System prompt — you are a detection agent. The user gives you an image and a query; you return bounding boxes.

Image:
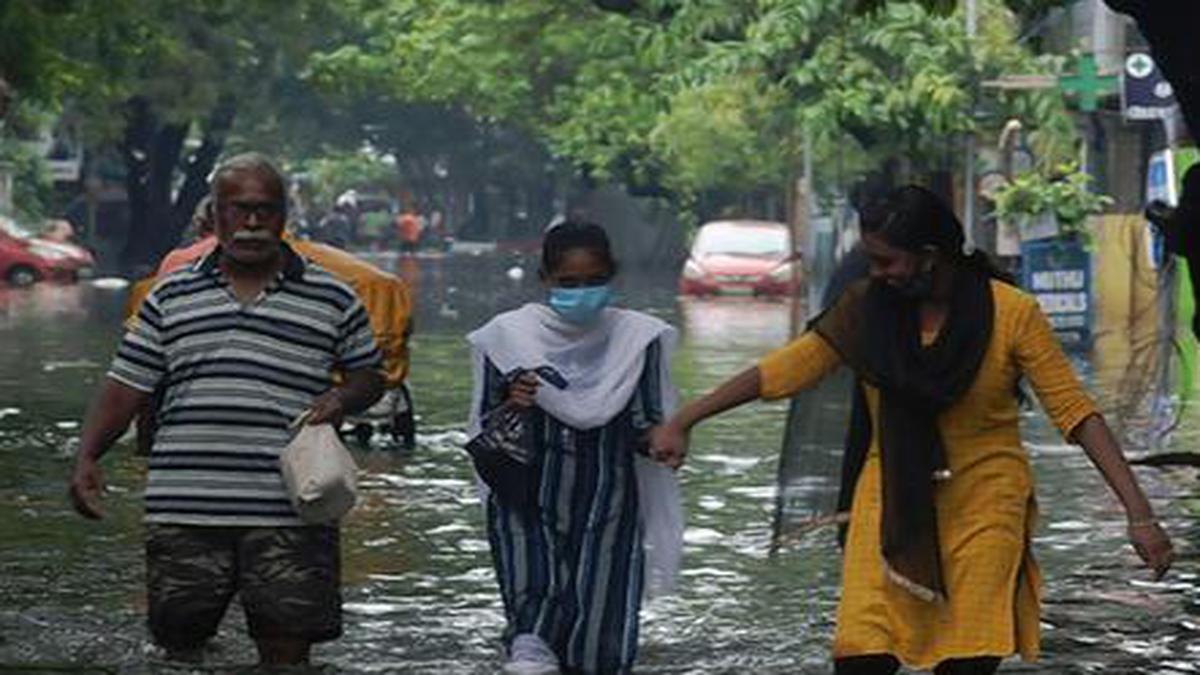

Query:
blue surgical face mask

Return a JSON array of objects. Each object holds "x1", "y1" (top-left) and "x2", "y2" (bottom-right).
[{"x1": 548, "y1": 284, "x2": 613, "y2": 324}]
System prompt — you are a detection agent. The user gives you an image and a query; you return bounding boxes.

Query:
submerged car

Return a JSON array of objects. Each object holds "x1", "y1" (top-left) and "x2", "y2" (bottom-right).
[
  {"x1": 679, "y1": 220, "x2": 801, "y2": 296},
  {"x1": 0, "y1": 216, "x2": 95, "y2": 286}
]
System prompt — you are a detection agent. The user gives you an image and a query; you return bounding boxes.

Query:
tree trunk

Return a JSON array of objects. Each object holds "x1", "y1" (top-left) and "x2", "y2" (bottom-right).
[
  {"x1": 120, "y1": 95, "x2": 235, "y2": 275},
  {"x1": 121, "y1": 97, "x2": 185, "y2": 274},
  {"x1": 174, "y1": 94, "x2": 236, "y2": 236}
]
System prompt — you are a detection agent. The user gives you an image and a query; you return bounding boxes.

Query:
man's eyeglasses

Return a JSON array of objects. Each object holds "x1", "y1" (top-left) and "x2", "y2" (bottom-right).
[{"x1": 220, "y1": 200, "x2": 284, "y2": 223}]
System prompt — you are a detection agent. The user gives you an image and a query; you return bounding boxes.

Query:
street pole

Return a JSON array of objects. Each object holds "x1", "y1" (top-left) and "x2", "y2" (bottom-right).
[
  {"x1": 963, "y1": 0, "x2": 978, "y2": 250},
  {"x1": 790, "y1": 124, "x2": 813, "y2": 338}
]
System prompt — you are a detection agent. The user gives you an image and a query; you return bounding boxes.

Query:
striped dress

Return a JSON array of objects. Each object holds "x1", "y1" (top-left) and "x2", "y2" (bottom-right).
[{"x1": 480, "y1": 340, "x2": 666, "y2": 674}]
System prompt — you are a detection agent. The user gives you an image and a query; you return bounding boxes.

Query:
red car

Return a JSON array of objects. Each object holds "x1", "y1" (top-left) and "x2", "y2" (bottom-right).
[
  {"x1": 679, "y1": 220, "x2": 802, "y2": 296},
  {"x1": 0, "y1": 217, "x2": 95, "y2": 286}
]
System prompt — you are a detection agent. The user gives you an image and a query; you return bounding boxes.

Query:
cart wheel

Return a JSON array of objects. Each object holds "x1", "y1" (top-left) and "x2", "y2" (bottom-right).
[{"x1": 350, "y1": 423, "x2": 373, "y2": 447}]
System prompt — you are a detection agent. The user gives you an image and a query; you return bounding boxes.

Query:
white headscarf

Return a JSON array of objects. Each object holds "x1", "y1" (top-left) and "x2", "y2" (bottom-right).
[{"x1": 466, "y1": 302, "x2": 684, "y2": 597}]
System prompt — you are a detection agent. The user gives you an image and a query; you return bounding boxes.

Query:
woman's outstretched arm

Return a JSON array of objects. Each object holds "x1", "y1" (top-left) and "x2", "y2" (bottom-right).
[
  {"x1": 1072, "y1": 415, "x2": 1174, "y2": 579},
  {"x1": 1015, "y1": 295, "x2": 1174, "y2": 580},
  {"x1": 650, "y1": 332, "x2": 844, "y2": 468},
  {"x1": 649, "y1": 366, "x2": 761, "y2": 468}
]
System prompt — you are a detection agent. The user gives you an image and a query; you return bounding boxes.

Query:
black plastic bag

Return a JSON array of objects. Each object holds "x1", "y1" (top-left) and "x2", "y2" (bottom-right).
[
  {"x1": 466, "y1": 366, "x2": 568, "y2": 513},
  {"x1": 466, "y1": 402, "x2": 538, "y2": 512}
]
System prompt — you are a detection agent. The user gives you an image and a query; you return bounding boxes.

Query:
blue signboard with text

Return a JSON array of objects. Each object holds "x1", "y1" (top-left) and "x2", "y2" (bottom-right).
[
  {"x1": 1020, "y1": 238, "x2": 1093, "y2": 351},
  {"x1": 1122, "y1": 52, "x2": 1177, "y2": 122}
]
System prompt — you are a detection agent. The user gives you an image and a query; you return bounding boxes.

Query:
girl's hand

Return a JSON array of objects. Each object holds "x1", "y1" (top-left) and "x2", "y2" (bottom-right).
[
  {"x1": 507, "y1": 371, "x2": 540, "y2": 408},
  {"x1": 649, "y1": 420, "x2": 689, "y2": 469},
  {"x1": 1128, "y1": 520, "x2": 1174, "y2": 581}
]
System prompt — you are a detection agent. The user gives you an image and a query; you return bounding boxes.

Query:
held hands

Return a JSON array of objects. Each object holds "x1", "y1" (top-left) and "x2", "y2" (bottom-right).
[
  {"x1": 507, "y1": 371, "x2": 540, "y2": 409},
  {"x1": 69, "y1": 458, "x2": 105, "y2": 520},
  {"x1": 1128, "y1": 520, "x2": 1174, "y2": 581},
  {"x1": 648, "y1": 420, "x2": 689, "y2": 469}
]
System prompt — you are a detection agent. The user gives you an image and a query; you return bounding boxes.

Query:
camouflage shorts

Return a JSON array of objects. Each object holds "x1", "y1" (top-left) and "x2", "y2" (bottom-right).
[{"x1": 145, "y1": 524, "x2": 341, "y2": 649}]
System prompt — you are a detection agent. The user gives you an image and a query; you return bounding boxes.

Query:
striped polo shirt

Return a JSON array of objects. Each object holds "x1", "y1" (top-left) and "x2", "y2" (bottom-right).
[{"x1": 109, "y1": 244, "x2": 382, "y2": 526}]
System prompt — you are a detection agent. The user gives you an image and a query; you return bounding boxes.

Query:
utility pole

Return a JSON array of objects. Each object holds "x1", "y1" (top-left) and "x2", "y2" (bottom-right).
[
  {"x1": 790, "y1": 125, "x2": 814, "y2": 338},
  {"x1": 964, "y1": 0, "x2": 978, "y2": 249}
]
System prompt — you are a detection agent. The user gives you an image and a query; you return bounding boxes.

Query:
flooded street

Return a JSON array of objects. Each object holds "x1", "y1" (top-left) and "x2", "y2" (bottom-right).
[{"x1": 1, "y1": 255, "x2": 1197, "y2": 674}]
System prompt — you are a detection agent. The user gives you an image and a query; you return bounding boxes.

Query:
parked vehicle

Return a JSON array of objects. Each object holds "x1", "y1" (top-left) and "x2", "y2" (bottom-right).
[
  {"x1": 679, "y1": 219, "x2": 801, "y2": 296},
  {"x1": 0, "y1": 216, "x2": 95, "y2": 286}
]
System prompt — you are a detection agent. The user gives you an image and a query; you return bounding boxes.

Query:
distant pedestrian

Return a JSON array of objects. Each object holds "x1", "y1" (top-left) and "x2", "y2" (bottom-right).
[
  {"x1": 397, "y1": 208, "x2": 421, "y2": 255},
  {"x1": 467, "y1": 221, "x2": 683, "y2": 674},
  {"x1": 319, "y1": 204, "x2": 353, "y2": 249},
  {"x1": 651, "y1": 186, "x2": 1173, "y2": 675},
  {"x1": 69, "y1": 152, "x2": 385, "y2": 667},
  {"x1": 156, "y1": 196, "x2": 216, "y2": 276}
]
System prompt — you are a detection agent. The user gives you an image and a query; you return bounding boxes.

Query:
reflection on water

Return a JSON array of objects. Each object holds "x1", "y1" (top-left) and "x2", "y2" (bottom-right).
[
  {"x1": 676, "y1": 297, "x2": 793, "y2": 351},
  {"x1": 0, "y1": 260, "x2": 1196, "y2": 673}
]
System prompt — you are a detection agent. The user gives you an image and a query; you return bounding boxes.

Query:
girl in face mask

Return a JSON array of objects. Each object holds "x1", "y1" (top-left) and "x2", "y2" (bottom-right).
[
  {"x1": 650, "y1": 186, "x2": 1173, "y2": 675},
  {"x1": 466, "y1": 221, "x2": 684, "y2": 675}
]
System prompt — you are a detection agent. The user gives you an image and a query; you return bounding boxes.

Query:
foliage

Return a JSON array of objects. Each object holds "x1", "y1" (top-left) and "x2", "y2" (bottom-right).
[
  {"x1": 851, "y1": 0, "x2": 1073, "y2": 21},
  {"x1": 16, "y1": 0, "x2": 363, "y2": 270},
  {"x1": 4, "y1": 0, "x2": 1090, "y2": 248},
  {"x1": 0, "y1": 1, "x2": 106, "y2": 109},
  {"x1": 311, "y1": 1, "x2": 669, "y2": 189},
  {"x1": 300, "y1": 151, "x2": 399, "y2": 207},
  {"x1": 650, "y1": 76, "x2": 796, "y2": 194},
  {"x1": 992, "y1": 163, "x2": 1113, "y2": 236},
  {"x1": 0, "y1": 98, "x2": 58, "y2": 221},
  {"x1": 58, "y1": 0, "x2": 348, "y2": 144},
  {"x1": 0, "y1": 138, "x2": 54, "y2": 222},
  {"x1": 590, "y1": 0, "x2": 1075, "y2": 21},
  {"x1": 311, "y1": 0, "x2": 1079, "y2": 218}
]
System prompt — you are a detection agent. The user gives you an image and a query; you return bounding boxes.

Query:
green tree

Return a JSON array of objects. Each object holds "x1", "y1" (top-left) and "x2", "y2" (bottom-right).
[
  {"x1": 128, "y1": 2, "x2": 346, "y2": 269},
  {"x1": 0, "y1": 1, "x2": 106, "y2": 114},
  {"x1": 318, "y1": 0, "x2": 1077, "y2": 221},
  {"x1": 21, "y1": 0, "x2": 355, "y2": 271},
  {"x1": 310, "y1": 1, "x2": 630, "y2": 232}
]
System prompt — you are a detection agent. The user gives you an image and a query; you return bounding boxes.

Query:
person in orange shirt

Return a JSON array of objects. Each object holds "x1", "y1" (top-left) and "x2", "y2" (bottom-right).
[
  {"x1": 158, "y1": 197, "x2": 218, "y2": 275},
  {"x1": 650, "y1": 186, "x2": 1174, "y2": 675}
]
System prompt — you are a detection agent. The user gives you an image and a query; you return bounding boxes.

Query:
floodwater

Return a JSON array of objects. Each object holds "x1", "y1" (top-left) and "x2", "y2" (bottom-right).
[{"x1": 0, "y1": 252, "x2": 1196, "y2": 674}]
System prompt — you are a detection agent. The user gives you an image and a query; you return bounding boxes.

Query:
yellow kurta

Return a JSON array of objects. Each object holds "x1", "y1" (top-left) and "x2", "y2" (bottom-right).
[{"x1": 758, "y1": 280, "x2": 1098, "y2": 669}]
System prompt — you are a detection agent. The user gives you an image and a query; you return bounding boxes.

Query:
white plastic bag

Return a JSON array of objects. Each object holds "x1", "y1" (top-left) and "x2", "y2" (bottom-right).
[
  {"x1": 280, "y1": 422, "x2": 358, "y2": 524},
  {"x1": 634, "y1": 453, "x2": 684, "y2": 598}
]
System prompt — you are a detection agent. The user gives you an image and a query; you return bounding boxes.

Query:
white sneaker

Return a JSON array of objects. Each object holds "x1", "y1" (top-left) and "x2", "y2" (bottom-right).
[{"x1": 502, "y1": 633, "x2": 561, "y2": 675}]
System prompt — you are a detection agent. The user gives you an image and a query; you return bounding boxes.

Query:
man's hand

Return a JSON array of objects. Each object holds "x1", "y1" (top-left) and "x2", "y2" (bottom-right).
[
  {"x1": 69, "y1": 458, "x2": 106, "y2": 520},
  {"x1": 649, "y1": 420, "x2": 689, "y2": 469},
  {"x1": 306, "y1": 389, "x2": 346, "y2": 427},
  {"x1": 507, "y1": 371, "x2": 539, "y2": 409},
  {"x1": 67, "y1": 379, "x2": 149, "y2": 520}
]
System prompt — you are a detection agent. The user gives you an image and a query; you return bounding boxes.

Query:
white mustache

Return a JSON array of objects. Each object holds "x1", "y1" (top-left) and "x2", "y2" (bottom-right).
[{"x1": 231, "y1": 231, "x2": 274, "y2": 242}]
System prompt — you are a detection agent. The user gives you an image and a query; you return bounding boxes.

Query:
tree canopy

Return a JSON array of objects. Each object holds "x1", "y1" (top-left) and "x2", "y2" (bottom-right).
[
  {"x1": 314, "y1": 0, "x2": 1078, "y2": 212},
  {"x1": 3, "y1": 0, "x2": 1093, "y2": 267}
]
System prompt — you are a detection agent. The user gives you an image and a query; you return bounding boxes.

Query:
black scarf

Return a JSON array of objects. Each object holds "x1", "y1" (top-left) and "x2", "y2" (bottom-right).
[{"x1": 812, "y1": 267, "x2": 994, "y2": 602}]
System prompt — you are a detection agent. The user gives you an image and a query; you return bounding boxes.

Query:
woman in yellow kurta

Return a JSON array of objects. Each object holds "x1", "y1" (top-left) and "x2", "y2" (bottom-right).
[{"x1": 650, "y1": 186, "x2": 1173, "y2": 675}]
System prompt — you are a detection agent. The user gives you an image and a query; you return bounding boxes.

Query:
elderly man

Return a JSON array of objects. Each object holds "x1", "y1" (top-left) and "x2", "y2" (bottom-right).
[{"x1": 69, "y1": 153, "x2": 385, "y2": 666}]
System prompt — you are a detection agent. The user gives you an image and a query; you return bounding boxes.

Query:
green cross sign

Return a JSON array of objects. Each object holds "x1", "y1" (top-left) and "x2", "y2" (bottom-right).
[{"x1": 1058, "y1": 53, "x2": 1119, "y2": 112}]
